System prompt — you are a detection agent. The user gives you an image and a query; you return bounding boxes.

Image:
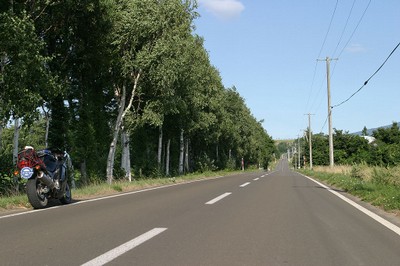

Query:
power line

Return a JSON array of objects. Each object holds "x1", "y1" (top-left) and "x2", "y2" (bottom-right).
[
  {"x1": 336, "y1": 0, "x2": 371, "y2": 59},
  {"x1": 320, "y1": 114, "x2": 329, "y2": 133},
  {"x1": 332, "y1": 0, "x2": 371, "y2": 77},
  {"x1": 332, "y1": 41, "x2": 400, "y2": 109},
  {"x1": 305, "y1": 0, "x2": 339, "y2": 113},
  {"x1": 331, "y1": 0, "x2": 356, "y2": 58},
  {"x1": 308, "y1": 0, "x2": 371, "y2": 134},
  {"x1": 317, "y1": 0, "x2": 339, "y2": 58},
  {"x1": 304, "y1": 61, "x2": 318, "y2": 113}
]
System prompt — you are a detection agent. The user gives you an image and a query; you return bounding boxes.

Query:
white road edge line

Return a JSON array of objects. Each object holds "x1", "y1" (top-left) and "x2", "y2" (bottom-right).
[
  {"x1": 81, "y1": 228, "x2": 167, "y2": 266},
  {"x1": 301, "y1": 174, "x2": 400, "y2": 237},
  {"x1": 253, "y1": 178, "x2": 260, "y2": 181},
  {"x1": 240, "y1": 182, "x2": 251, "y2": 188},
  {"x1": 0, "y1": 175, "x2": 226, "y2": 220},
  {"x1": 206, "y1": 192, "x2": 232, "y2": 205}
]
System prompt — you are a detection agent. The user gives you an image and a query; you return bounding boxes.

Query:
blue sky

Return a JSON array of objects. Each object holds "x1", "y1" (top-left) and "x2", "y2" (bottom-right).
[{"x1": 194, "y1": 0, "x2": 400, "y2": 140}]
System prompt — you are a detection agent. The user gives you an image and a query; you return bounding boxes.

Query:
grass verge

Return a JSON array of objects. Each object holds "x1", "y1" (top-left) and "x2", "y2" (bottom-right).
[{"x1": 300, "y1": 165, "x2": 400, "y2": 215}]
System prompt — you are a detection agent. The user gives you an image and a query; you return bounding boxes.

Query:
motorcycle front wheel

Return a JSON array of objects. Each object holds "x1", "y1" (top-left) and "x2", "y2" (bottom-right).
[
  {"x1": 26, "y1": 178, "x2": 48, "y2": 209},
  {"x1": 59, "y1": 182, "x2": 72, "y2": 205}
]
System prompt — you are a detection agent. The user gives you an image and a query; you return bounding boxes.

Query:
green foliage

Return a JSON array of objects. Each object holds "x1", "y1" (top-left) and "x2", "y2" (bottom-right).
[
  {"x1": 0, "y1": 11, "x2": 59, "y2": 120},
  {"x1": 299, "y1": 124, "x2": 400, "y2": 168},
  {"x1": 276, "y1": 141, "x2": 290, "y2": 158},
  {"x1": 0, "y1": 0, "x2": 276, "y2": 188},
  {"x1": 112, "y1": 184, "x2": 123, "y2": 192},
  {"x1": 373, "y1": 122, "x2": 400, "y2": 145},
  {"x1": 196, "y1": 153, "x2": 217, "y2": 173},
  {"x1": 350, "y1": 164, "x2": 364, "y2": 179},
  {"x1": 225, "y1": 158, "x2": 236, "y2": 171}
]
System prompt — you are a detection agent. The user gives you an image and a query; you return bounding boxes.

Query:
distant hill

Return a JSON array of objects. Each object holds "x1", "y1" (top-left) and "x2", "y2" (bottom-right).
[{"x1": 352, "y1": 121, "x2": 399, "y2": 136}]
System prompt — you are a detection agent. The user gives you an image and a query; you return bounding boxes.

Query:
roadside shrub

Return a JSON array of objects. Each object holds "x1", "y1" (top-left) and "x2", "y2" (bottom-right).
[
  {"x1": 196, "y1": 153, "x2": 217, "y2": 173},
  {"x1": 372, "y1": 166, "x2": 400, "y2": 187},
  {"x1": 225, "y1": 158, "x2": 236, "y2": 171},
  {"x1": 371, "y1": 167, "x2": 388, "y2": 185},
  {"x1": 350, "y1": 162, "x2": 372, "y2": 181},
  {"x1": 351, "y1": 164, "x2": 363, "y2": 179},
  {"x1": 0, "y1": 173, "x2": 15, "y2": 196}
]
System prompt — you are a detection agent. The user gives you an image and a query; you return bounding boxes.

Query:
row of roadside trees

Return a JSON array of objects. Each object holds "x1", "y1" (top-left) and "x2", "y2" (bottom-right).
[
  {"x1": 277, "y1": 122, "x2": 400, "y2": 168},
  {"x1": 0, "y1": 0, "x2": 275, "y2": 194}
]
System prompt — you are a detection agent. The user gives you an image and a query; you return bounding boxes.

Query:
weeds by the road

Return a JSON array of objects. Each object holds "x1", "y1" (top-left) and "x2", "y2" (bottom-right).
[{"x1": 300, "y1": 165, "x2": 400, "y2": 214}]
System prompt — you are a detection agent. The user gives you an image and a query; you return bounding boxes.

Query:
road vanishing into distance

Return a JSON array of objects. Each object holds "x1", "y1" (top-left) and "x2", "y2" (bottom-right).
[{"x1": 1, "y1": 160, "x2": 400, "y2": 266}]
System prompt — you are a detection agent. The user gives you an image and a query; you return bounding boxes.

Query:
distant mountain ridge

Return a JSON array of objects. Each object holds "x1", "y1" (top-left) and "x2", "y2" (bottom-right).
[{"x1": 352, "y1": 121, "x2": 399, "y2": 136}]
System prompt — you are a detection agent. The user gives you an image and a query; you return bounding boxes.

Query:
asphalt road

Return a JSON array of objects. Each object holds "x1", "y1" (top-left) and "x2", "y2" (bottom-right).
[{"x1": 1, "y1": 160, "x2": 400, "y2": 265}]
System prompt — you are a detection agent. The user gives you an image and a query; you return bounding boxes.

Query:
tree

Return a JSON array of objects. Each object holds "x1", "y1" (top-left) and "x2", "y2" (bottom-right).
[
  {"x1": 0, "y1": 0, "x2": 278, "y2": 188},
  {"x1": 362, "y1": 126, "x2": 368, "y2": 136},
  {"x1": 0, "y1": 11, "x2": 58, "y2": 121},
  {"x1": 372, "y1": 122, "x2": 400, "y2": 166},
  {"x1": 106, "y1": 0, "x2": 198, "y2": 183}
]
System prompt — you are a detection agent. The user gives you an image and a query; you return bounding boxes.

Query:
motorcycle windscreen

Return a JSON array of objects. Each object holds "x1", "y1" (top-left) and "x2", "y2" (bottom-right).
[{"x1": 42, "y1": 154, "x2": 58, "y2": 172}]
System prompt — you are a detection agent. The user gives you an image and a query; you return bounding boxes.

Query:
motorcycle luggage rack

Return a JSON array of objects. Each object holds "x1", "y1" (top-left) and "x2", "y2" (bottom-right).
[{"x1": 17, "y1": 148, "x2": 46, "y2": 169}]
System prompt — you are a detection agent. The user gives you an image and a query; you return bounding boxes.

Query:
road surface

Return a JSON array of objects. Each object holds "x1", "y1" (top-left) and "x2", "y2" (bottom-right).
[{"x1": 1, "y1": 160, "x2": 400, "y2": 265}]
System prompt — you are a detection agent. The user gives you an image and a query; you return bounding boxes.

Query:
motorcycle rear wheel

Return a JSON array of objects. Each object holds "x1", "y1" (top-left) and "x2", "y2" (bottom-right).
[{"x1": 26, "y1": 178, "x2": 48, "y2": 209}]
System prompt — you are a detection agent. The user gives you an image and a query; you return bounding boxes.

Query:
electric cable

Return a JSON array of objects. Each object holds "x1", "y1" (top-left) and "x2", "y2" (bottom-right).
[
  {"x1": 332, "y1": 0, "x2": 356, "y2": 58},
  {"x1": 332, "y1": 41, "x2": 400, "y2": 109},
  {"x1": 304, "y1": 61, "x2": 318, "y2": 113},
  {"x1": 317, "y1": 0, "x2": 339, "y2": 59},
  {"x1": 305, "y1": 0, "x2": 338, "y2": 113},
  {"x1": 318, "y1": 0, "x2": 371, "y2": 132},
  {"x1": 320, "y1": 114, "x2": 329, "y2": 133},
  {"x1": 331, "y1": 0, "x2": 371, "y2": 78},
  {"x1": 336, "y1": 0, "x2": 371, "y2": 59}
]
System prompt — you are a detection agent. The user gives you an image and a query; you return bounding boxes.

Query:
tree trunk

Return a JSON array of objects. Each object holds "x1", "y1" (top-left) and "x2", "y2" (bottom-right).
[
  {"x1": 0, "y1": 116, "x2": 7, "y2": 151},
  {"x1": 106, "y1": 71, "x2": 140, "y2": 184},
  {"x1": 184, "y1": 138, "x2": 189, "y2": 173},
  {"x1": 166, "y1": 139, "x2": 170, "y2": 176},
  {"x1": 126, "y1": 139, "x2": 131, "y2": 181},
  {"x1": 216, "y1": 144, "x2": 219, "y2": 164},
  {"x1": 162, "y1": 140, "x2": 166, "y2": 173},
  {"x1": 80, "y1": 160, "x2": 88, "y2": 185},
  {"x1": 157, "y1": 126, "x2": 163, "y2": 170},
  {"x1": 121, "y1": 129, "x2": 131, "y2": 181},
  {"x1": 106, "y1": 84, "x2": 126, "y2": 184},
  {"x1": 12, "y1": 118, "x2": 20, "y2": 165},
  {"x1": 121, "y1": 130, "x2": 127, "y2": 173},
  {"x1": 13, "y1": 117, "x2": 20, "y2": 192},
  {"x1": 178, "y1": 129, "x2": 184, "y2": 175},
  {"x1": 42, "y1": 104, "x2": 50, "y2": 149},
  {"x1": 44, "y1": 111, "x2": 50, "y2": 148},
  {"x1": 0, "y1": 54, "x2": 5, "y2": 84},
  {"x1": 0, "y1": 122, "x2": 3, "y2": 152}
]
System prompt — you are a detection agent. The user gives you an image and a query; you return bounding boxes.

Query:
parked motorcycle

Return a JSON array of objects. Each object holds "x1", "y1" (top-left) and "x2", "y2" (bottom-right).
[{"x1": 15, "y1": 146, "x2": 72, "y2": 209}]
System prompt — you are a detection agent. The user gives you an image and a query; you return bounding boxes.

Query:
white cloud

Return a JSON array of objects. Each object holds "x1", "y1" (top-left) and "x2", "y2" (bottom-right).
[
  {"x1": 199, "y1": 0, "x2": 245, "y2": 20},
  {"x1": 345, "y1": 43, "x2": 367, "y2": 53}
]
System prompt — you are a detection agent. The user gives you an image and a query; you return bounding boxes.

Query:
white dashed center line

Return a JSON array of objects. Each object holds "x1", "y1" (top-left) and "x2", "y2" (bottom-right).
[
  {"x1": 206, "y1": 192, "x2": 232, "y2": 205},
  {"x1": 240, "y1": 182, "x2": 251, "y2": 188},
  {"x1": 81, "y1": 228, "x2": 167, "y2": 266}
]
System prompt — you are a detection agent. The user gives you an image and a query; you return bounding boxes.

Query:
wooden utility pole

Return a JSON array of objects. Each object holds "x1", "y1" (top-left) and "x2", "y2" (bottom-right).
[
  {"x1": 318, "y1": 57, "x2": 337, "y2": 168},
  {"x1": 298, "y1": 134, "x2": 301, "y2": 169},
  {"x1": 305, "y1": 113, "x2": 314, "y2": 169}
]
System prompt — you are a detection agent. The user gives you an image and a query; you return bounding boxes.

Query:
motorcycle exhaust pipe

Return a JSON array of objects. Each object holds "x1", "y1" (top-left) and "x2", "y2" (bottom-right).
[{"x1": 37, "y1": 171, "x2": 55, "y2": 189}]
